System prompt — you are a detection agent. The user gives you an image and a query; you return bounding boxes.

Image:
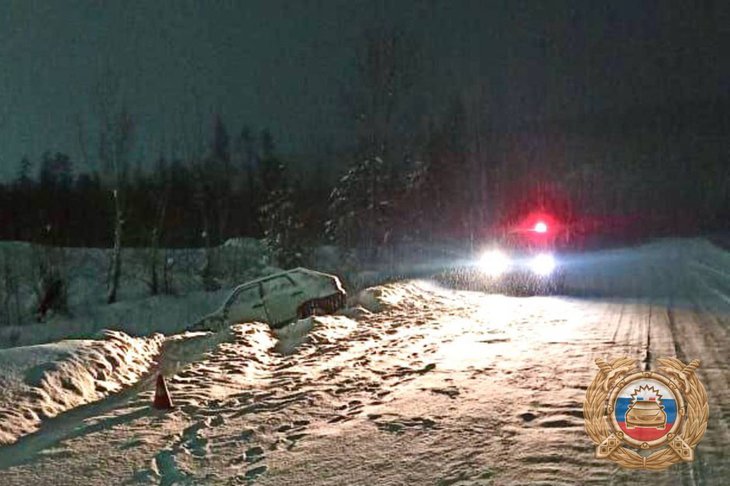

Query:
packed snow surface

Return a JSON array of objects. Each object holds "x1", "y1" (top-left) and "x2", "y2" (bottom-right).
[
  {"x1": 0, "y1": 330, "x2": 163, "y2": 445},
  {"x1": 0, "y1": 238, "x2": 727, "y2": 485}
]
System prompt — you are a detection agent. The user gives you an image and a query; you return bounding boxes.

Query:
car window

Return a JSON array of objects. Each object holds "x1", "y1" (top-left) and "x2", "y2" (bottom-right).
[
  {"x1": 262, "y1": 276, "x2": 296, "y2": 294},
  {"x1": 230, "y1": 285, "x2": 260, "y2": 307}
]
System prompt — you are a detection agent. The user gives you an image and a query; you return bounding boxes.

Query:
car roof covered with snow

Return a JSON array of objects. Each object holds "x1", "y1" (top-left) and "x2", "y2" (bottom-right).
[
  {"x1": 219, "y1": 267, "x2": 345, "y2": 311},
  {"x1": 230, "y1": 267, "x2": 343, "y2": 291}
]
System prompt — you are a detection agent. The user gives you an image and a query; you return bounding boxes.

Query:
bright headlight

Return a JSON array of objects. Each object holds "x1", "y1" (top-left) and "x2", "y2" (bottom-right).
[
  {"x1": 530, "y1": 253, "x2": 556, "y2": 276},
  {"x1": 479, "y1": 250, "x2": 510, "y2": 276}
]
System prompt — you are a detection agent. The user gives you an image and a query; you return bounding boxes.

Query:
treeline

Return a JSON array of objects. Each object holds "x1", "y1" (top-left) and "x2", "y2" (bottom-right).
[
  {"x1": 1, "y1": 100, "x2": 727, "y2": 268},
  {"x1": 0, "y1": 27, "x2": 726, "y2": 327},
  {"x1": 0, "y1": 122, "x2": 330, "y2": 250},
  {"x1": 0, "y1": 116, "x2": 336, "y2": 317},
  {"x1": 1, "y1": 28, "x2": 728, "y2": 269},
  {"x1": 0, "y1": 90, "x2": 728, "y2": 321}
]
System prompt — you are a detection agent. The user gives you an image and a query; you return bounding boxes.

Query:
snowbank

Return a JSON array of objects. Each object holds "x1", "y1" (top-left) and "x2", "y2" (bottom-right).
[
  {"x1": 353, "y1": 280, "x2": 444, "y2": 313},
  {"x1": 0, "y1": 330, "x2": 163, "y2": 445},
  {"x1": 561, "y1": 238, "x2": 730, "y2": 308}
]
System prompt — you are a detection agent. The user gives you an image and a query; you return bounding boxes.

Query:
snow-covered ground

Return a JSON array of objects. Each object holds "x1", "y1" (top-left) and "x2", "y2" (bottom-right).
[
  {"x1": 0, "y1": 238, "x2": 280, "y2": 348},
  {"x1": 0, "y1": 331, "x2": 163, "y2": 445},
  {"x1": 561, "y1": 238, "x2": 730, "y2": 307},
  {"x1": 0, "y1": 238, "x2": 727, "y2": 485}
]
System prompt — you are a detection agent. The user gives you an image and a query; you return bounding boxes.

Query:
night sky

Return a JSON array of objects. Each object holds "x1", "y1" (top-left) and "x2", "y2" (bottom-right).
[{"x1": 0, "y1": 0, "x2": 727, "y2": 179}]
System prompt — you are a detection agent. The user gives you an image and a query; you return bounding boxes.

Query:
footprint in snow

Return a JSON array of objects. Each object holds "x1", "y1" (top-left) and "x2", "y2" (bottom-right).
[
  {"x1": 422, "y1": 386, "x2": 460, "y2": 399},
  {"x1": 237, "y1": 465, "x2": 267, "y2": 483},
  {"x1": 245, "y1": 445, "x2": 265, "y2": 462},
  {"x1": 152, "y1": 449, "x2": 190, "y2": 486}
]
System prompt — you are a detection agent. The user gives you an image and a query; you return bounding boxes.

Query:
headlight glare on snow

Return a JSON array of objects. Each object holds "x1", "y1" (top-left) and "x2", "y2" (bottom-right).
[
  {"x1": 479, "y1": 249, "x2": 510, "y2": 277},
  {"x1": 530, "y1": 253, "x2": 556, "y2": 276}
]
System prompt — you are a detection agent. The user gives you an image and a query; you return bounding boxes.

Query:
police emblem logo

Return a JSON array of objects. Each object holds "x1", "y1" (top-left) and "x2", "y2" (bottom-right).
[{"x1": 584, "y1": 357, "x2": 709, "y2": 470}]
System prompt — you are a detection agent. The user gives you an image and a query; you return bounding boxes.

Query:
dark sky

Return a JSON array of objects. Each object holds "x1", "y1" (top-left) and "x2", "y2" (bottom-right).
[{"x1": 0, "y1": 0, "x2": 727, "y2": 179}]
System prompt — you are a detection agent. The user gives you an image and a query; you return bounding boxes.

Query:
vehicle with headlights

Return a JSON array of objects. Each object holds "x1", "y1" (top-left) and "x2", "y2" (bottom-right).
[
  {"x1": 482, "y1": 212, "x2": 565, "y2": 294},
  {"x1": 437, "y1": 212, "x2": 566, "y2": 295},
  {"x1": 476, "y1": 246, "x2": 564, "y2": 295}
]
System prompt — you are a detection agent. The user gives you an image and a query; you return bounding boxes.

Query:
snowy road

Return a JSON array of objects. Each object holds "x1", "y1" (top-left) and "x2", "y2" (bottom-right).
[{"x1": 0, "y1": 242, "x2": 729, "y2": 485}]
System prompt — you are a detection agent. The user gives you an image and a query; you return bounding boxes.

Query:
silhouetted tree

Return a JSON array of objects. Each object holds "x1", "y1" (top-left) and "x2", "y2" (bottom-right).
[
  {"x1": 16, "y1": 157, "x2": 32, "y2": 188},
  {"x1": 257, "y1": 134, "x2": 305, "y2": 267},
  {"x1": 147, "y1": 155, "x2": 171, "y2": 295},
  {"x1": 326, "y1": 156, "x2": 392, "y2": 258}
]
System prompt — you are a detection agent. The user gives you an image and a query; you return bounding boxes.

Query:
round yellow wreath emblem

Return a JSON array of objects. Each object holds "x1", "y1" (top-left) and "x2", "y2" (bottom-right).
[{"x1": 584, "y1": 357, "x2": 709, "y2": 470}]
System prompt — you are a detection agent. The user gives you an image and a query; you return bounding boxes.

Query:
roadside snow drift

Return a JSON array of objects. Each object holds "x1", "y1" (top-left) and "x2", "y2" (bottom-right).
[
  {"x1": 353, "y1": 280, "x2": 442, "y2": 312},
  {"x1": 562, "y1": 238, "x2": 730, "y2": 303},
  {"x1": 0, "y1": 330, "x2": 163, "y2": 445}
]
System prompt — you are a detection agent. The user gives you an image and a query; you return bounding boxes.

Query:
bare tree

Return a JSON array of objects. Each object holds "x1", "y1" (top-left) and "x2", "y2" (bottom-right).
[
  {"x1": 0, "y1": 249, "x2": 22, "y2": 326},
  {"x1": 75, "y1": 114, "x2": 91, "y2": 170},
  {"x1": 93, "y1": 75, "x2": 135, "y2": 304},
  {"x1": 177, "y1": 92, "x2": 220, "y2": 291},
  {"x1": 148, "y1": 155, "x2": 171, "y2": 295}
]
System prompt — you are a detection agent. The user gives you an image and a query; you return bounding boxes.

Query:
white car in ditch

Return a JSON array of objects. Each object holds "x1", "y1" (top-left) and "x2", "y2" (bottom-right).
[{"x1": 186, "y1": 268, "x2": 347, "y2": 332}]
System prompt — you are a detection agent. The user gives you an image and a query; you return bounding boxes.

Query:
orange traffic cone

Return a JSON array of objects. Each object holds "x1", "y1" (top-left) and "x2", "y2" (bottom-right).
[{"x1": 153, "y1": 374, "x2": 174, "y2": 410}]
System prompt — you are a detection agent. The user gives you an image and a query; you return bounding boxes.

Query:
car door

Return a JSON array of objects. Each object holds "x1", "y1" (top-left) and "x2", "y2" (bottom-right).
[
  {"x1": 224, "y1": 283, "x2": 268, "y2": 323},
  {"x1": 261, "y1": 274, "x2": 302, "y2": 326}
]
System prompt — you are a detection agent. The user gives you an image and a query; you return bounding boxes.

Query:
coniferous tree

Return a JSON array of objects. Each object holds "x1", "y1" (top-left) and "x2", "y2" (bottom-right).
[
  {"x1": 16, "y1": 157, "x2": 33, "y2": 189},
  {"x1": 260, "y1": 128, "x2": 274, "y2": 160},
  {"x1": 326, "y1": 156, "x2": 392, "y2": 259},
  {"x1": 258, "y1": 133, "x2": 305, "y2": 268},
  {"x1": 212, "y1": 115, "x2": 230, "y2": 165},
  {"x1": 209, "y1": 114, "x2": 232, "y2": 243},
  {"x1": 12, "y1": 157, "x2": 34, "y2": 240},
  {"x1": 238, "y1": 126, "x2": 259, "y2": 234}
]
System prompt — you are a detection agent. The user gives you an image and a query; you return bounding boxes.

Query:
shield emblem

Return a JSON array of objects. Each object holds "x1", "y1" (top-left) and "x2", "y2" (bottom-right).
[{"x1": 585, "y1": 357, "x2": 708, "y2": 469}]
